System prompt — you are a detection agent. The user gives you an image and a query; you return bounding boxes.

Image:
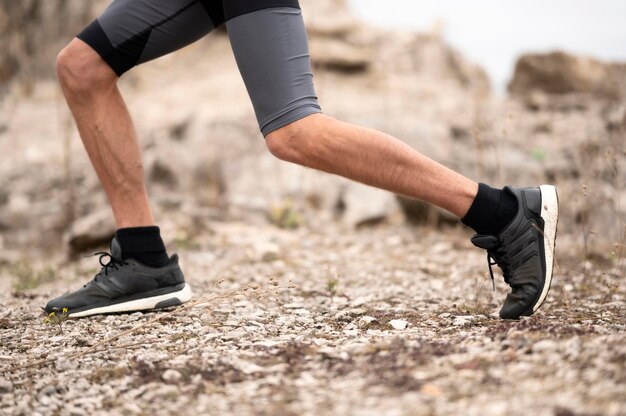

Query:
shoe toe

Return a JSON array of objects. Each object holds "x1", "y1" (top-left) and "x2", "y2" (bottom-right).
[
  {"x1": 499, "y1": 285, "x2": 540, "y2": 319},
  {"x1": 499, "y1": 299, "x2": 527, "y2": 320},
  {"x1": 44, "y1": 291, "x2": 86, "y2": 314},
  {"x1": 44, "y1": 296, "x2": 66, "y2": 314}
]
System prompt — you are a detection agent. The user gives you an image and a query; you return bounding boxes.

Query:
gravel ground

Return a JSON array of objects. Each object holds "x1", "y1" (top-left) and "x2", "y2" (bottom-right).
[{"x1": 1, "y1": 223, "x2": 625, "y2": 416}]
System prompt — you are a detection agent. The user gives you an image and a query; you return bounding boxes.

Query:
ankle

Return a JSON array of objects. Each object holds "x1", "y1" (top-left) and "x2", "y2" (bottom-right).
[
  {"x1": 461, "y1": 183, "x2": 518, "y2": 236},
  {"x1": 116, "y1": 226, "x2": 170, "y2": 267}
]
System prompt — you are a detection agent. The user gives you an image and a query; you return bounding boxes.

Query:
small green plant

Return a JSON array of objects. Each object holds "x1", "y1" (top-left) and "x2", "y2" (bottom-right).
[
  {"x1": 269, "y1": 198, "x2": 302, "y2": 229},
  {"x1": 327, "y1": 276, "x2": 339, "y2": 303},
  {"x1": 531, "y1": 147, "x2": 547, "y2": 162},
  {"x1": 44, "y1": 308, "x2": 69, "y2": 334}
]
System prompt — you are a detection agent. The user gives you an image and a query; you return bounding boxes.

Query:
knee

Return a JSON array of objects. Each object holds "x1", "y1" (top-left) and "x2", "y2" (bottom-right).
[
  {"x1": 56, "y1": 39, "x2": 116, "y2": 96},
  {"x1": 266, "y1": 122, "x2": 303, "y2": 163},
  {"x1": 265, "y1": 114, "x2": 325, "y2": 164}
]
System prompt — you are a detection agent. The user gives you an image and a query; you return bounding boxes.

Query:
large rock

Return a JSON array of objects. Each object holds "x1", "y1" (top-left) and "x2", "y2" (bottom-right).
[
  {"x1": 303, "y1": 0, "x2": 371, "y2": 72},
  {"x1": 397, "y1": 197, "x2": 457, "y2": 227},
  {"x1": 309, "y1": 38, "x2": 371, "y2": 73},
  {"x1": 65, "y1": 209, "x2": 115, "y2": 257},
  {"x1": 509, "y1": 51, "x2": 626, "y2": 100},
  {"x1": 302, "y1": 0, "x2": 358, "y2": 38},
  {"x1": 339, "y1": 183, "x2": 401, "y2": 227}
]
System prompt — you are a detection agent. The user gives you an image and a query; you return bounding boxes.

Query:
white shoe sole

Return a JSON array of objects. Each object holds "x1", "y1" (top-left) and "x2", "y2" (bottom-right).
[
  {"x1": 533, "y1": 185, "x2": 559, "y2": 312},
  {"x1": 69, "y1": 284, "x2": 193, "y2": 318}
]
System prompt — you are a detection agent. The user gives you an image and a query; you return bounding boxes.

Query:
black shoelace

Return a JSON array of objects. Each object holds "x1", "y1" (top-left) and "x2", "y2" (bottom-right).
[
  {"x1": 486, "y1": 246, "x2": 511, "y2": 291},
  {"x1": 92, "y1": 252, "x2": 129, "y2": 281}
]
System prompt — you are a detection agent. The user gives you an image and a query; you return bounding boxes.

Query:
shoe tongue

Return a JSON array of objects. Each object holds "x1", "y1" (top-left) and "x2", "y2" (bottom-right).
[
  {"x1": 471, "y1": 234, "x2": 499, "y2": 250},
  {"x1": 110, "y1": 237, "x2": 124, "y2": 261}
]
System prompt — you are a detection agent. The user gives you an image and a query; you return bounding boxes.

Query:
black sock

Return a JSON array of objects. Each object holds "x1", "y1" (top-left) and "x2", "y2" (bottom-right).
[
  {"x1": 115, "y1": 226, "x2": 170, "y2": 267},
  {"x1": 462, "y1": 183, "x2": 518, "y2": 236}
]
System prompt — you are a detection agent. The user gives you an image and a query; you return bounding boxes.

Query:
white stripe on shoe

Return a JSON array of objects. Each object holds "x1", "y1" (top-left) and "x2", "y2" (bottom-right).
[
  {"x1": 533, "y1": 185, "x2": 559, "y2": 312},
  {"x1": 69, "y1": 284, "x2": 193, "y2": 318}
]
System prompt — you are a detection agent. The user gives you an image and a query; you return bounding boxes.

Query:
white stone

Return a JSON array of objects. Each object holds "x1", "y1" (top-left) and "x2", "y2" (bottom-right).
[
  {"x1": 533, "y1": 339, "x2": 557, "y2": 353},
  {"x1": 222, "y1": 329, "x2": 247, "y2": 341},
  {"x1": 233, "y1": 359, "x2": 265, "y2": 375},
  {"x1": 452, "y1": 315, "x2": 476, "y2": 326},
  {"x1": 291, "y1": 309, "x2": 311, "y2": 316},
  {"x1": 389, "y1": 319, "x2": 409, "y2": 330},
  {"x1": 162, "y1": 369, "x2": 183, "y2": 384},
  {"x1": 358, "y1": 316, "x2": 377, "y2": 328}
]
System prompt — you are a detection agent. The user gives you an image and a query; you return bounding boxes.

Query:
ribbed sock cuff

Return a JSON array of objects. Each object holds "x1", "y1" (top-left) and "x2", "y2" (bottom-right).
[
  {"x1": 116, "y1": 226, "x2": 166, "y2": 255},
  {"x1": 462, "y1": 183, "x2": 517, "y2": 236}
]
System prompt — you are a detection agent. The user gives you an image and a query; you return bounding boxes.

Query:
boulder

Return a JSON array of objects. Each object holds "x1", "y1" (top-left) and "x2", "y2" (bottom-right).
[
  {"x1": 339, "y1": 183, "x2": 400, "y2": 227},
  {"x1": 149, "y1": 158, "x2": 179, "y2": 189},
  {"x1": 65, "y1": 209, "x2": 115, "y2": 256},
  {"x1": 509, "y1": 51, "x2": 626, "y2": 100},
  {"x1": 302, "y1": 0, "x2": 358, "y2": 38},
  {"x1": 302, "y1": 0, "x2": 371, "y2": 73},
  {"x1": 309, "y1": 38, "x2": 371, "y2": 73},
  {"x1": 397, "y1": 197, "x2": 458, "y2": 226}
]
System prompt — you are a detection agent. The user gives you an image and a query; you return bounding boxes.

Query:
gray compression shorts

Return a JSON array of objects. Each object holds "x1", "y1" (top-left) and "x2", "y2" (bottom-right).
[{"x1": 77, "y1": 0, "x2": 322, "y2": 136}]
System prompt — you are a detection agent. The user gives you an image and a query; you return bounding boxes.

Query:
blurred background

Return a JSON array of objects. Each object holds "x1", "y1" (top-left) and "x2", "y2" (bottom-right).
[
  {"x1": 0, "y1": 0, "x2": 624, "y2": 272},
  {"x1": 350, "y1": 0, "x2": 626, "y2": 92}
]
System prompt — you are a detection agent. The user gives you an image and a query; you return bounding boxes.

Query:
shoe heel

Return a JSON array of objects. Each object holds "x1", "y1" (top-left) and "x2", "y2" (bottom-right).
[{"x1": 534, "y1": 185, "x2": 559, "y2": 312}]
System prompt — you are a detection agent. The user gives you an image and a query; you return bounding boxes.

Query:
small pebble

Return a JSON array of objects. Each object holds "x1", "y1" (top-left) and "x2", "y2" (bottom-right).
[
  {"x1": 389, "y1": 319, "x2": 409, "y2": 330},
  {"x1": 162, "y1": 369, "x2": 183, "y2": 384}
]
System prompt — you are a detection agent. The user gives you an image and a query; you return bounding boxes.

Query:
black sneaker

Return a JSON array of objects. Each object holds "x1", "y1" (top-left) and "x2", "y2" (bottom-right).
[
  {"x1": 45, "y1": 237, "x2": 192, "y2": 318},
  {"x1": 471, "y1": 185, "x2": 558, "y2": 319}
]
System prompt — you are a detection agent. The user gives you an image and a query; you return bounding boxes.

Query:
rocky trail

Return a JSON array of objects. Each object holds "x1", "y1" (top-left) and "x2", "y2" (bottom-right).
[
  {"x1": 1, "y1": 0, "x2": 625, "y2": 414},
  {"x1": 1, "y1": 223, "x2": 625, "y2": 415}
]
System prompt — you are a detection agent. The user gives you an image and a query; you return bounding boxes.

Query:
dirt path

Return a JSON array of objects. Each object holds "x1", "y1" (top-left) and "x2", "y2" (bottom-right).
[{"x1": 1, "y1": 224, "x2": 624, "y2": 415}]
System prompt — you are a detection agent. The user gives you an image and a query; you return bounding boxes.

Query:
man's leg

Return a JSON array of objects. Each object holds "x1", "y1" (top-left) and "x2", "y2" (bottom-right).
[
  {"x1": 225, "y1": 4, "x2": 497, "y2": 222},
  {"x1": 56, "y1": 39, "x2": 154, "y2": 228},
  {"x1": 56, "y1": 0, "x2": 227, "y2": 228},
  {"x1": 46, "y1": 0, "x2": 226, "y2": 316},
  {"x1": 272, "y1": 118, "x2": 558, "y2": 320},
  {"x1": 266, "y1": 115, "x2": 477, "y2": 218},
  {"x1": 226, "y1": 2, "x2": 558, "y2": 319}
]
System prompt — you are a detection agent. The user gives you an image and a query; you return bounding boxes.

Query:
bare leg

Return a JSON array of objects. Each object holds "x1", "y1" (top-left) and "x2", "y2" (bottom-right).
[
  {"x1": 56, "y1": 39, "x2": 154, "y2": 228},
  {"x1": 266, "y1": 114, "x2": 478, "y2": 218}
]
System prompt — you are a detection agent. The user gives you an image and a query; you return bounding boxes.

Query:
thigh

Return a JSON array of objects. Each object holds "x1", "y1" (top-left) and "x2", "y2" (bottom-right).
[
  {"x1": 77, "y1": 0, "x2": 225, "y2": 76},
  {"x1": 225, "y1": 3, "x2": 322, "y2": 136}
]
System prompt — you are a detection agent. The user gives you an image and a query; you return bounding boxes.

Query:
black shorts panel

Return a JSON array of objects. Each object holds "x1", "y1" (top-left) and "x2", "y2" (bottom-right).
[{"x1": 78, "y1": 0, "x2": 219, "y2": 76}]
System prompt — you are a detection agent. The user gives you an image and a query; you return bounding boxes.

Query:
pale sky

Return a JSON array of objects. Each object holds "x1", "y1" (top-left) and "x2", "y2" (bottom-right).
[{"x1": 348, "y1": 0, "x2": 626, "y2": 92}]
